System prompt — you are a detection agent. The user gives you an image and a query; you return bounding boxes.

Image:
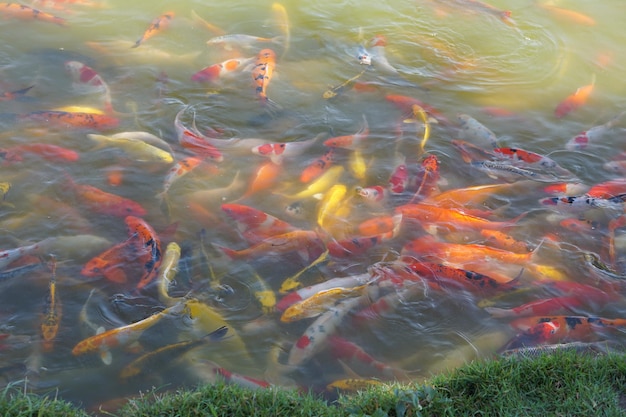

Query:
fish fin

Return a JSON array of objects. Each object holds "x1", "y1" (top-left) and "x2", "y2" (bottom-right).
[
  {"x1": 206, "y1": 325, "x2": 229, "y2": 342},
  {"x1": 99, "y1": 348, "x2": 112, "y2": 365},
  {"x1": 96, "y1": 326, "x2": 105, "y2": 335}
]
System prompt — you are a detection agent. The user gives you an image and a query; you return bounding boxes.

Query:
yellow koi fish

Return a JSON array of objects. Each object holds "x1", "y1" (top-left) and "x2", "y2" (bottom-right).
[
  {"x1": 281, "y1": 285, "x2": 368, "y2": 323},
  {"x1": 280, "y1": 165, "x2": 345, "y2": 199},
  {"x1": 41, "y1": 258, "x2": 61, "y2": 352}
]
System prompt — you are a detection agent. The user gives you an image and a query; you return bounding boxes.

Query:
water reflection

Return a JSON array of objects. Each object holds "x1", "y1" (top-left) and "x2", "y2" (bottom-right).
[{"x1": 0, "y1": 0, "x2": 625, "y2": 412}]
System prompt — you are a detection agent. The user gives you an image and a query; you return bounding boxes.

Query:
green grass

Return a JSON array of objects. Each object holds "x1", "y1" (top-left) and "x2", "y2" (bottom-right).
[{"x1": 2, "y1": 351, "x2": 626, "y2": 416}]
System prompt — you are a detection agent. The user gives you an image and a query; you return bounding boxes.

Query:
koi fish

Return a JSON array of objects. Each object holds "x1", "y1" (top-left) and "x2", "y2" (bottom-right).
[
  {"x1": 252, "y1": 48, "x2": 277, "y2": 104},
  {"x1": 408, "y1": 154, "x2": 440, "y2": 204},
  {"x1": 471, "y1": 160, "x2": 556, "y2": 183},
  {"x1": 190, "y1": 9, "x2": 225, "y2": 36},
  {"x1": 215, "y1": 230, "x2": 326, "y2": 264},
  {"x1": 71, "y1": 301, "x2": 187, "y2": 360},
  {"x1": 280, "y1": 285, "x2": 368, "y2": 323},
  {"x1": 356, "y1": 185, "x2": 389, "y2": 205},
  {"x1": 191, "y1": 57, "x2": 255, "y2": 83},
  {"x1": 554, "y1": 74, "x2": 596, "y2": 118},
  {"x1": 456, "y1": 113, "x2": 498, "y2": 148},
  {"x1": 388, "y1": 155, "x2": 409, "y2": 194},
  {"x1": 434, "y1": 0, "x2": 514, "y2": 25},
  {"x1": 565, "y1": 111, "x2": 625, "y2": 151},
  {"x1": 326, "y1": 378, "x2": 384, "y2": 392},
  {"x1": 271, "y1": 3, "x2": 290, "y2": 58},
  {"x1": 479, "y1": 229, "x2": 532, "y2": 253},
  {"x1": 156, "y1": 156, "x2": 213, "y2": 203},
  {"x1": 19, "y1": 110, "x2": 119, "y2": 130},
  {"x1": 368, "y1": 34, "x2": 399, "y2": 74},
  {"x1": 174, "y1": 108, "x2": 223, "y2": 162},
  {"x1": 120, "y1": 326, "x2": 228, "y2": 379},
  {"x1": 507, "y1": 316, "x2": 626, "y2": 345},
  {"x1": 277, "y1": 248, "x2": 329, "y2": 294},
  {"x1": 587, "y1": 178, "x2": 626, "y2": 199},
  {"x1": 450, "y1": 139, "x2": 495, "y2": 164},
  {"x1": 385, "y1": 94, "x2": 450, "y2": 125},
  {"x1": 206, "y1": 34, "x2": 282, "y2": 50},
  {"x1": 125, "y1": 216, "x2": 162, "y2": 290},
  {"x1": 132, "y1": 11, "x2": 175, "y2": 48},
  {"x1": 81, "y1": 236, "x2": 136, "y2": 283},
  {"x1": 539, "y1": 3, "x2": 595, "y2": 26},
  {"x1": 210, "y1": 362, "x2": 271, "y2": 390},
  {"x1": 0, "y1": 2, "x2": 66, "y2": 26},
  {"x1": 221, "y1": 203, "x2": 296, "y2": 244},
  {"x1": 64, "y1": 61, "x2": 113, "y2": 113},
  {"x1": 237, "y1": 160, "x2": 282, "y2": 201},
  {"x1": 282, "y1": 165, "x2": 345, "y2": 199},
  {"x1": 299, "y1": 148, "x2": 336, "y2": 183},
  {"x1": 317, "y1": 184, "x2": 347, "y2": 230},
  {"x1": 41, "y1": 259, "x2": 61, "y2": 352},
  {"x1": 323, "y1": 116, "x2": 369, "y2": 150},
  {"x1": 327, "y1": 232, "x2": 392, "y2": 259},
  {"x1": 64, "y1": 175, "x2": 147, "y2": 217},
  {"x1": 157, "y1": 242, "x2": 182, "y2": 307},
  {"x1": 0, "y1": 85, "x2": 34, "y2": 102},
  {"x1": 323, "y1": 69, "x2": 367, "y2": 100},
  {"x1": 539, "y1": 194, "x2": 625, "y2": 213},
  {"x1": 0, "y1": 143, "x2": 79, "y2": 164},
  {"x1": 87, "y1": 134, "x2": 173, "y2": 165},
  {"x1": 327, "y1": 336, "x2": 407, "y2": 379},
  {"x1": 251, "y1": 133, "x2": 322, "y2": 165}
]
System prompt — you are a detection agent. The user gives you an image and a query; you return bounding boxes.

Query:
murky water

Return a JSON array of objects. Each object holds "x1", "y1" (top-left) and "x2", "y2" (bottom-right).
[{"x1": 0, "y1": 0, "x2": 626, "y2": 412}]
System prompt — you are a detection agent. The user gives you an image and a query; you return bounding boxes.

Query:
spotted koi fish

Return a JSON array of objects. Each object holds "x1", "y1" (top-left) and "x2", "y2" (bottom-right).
[
  {"x1": 132, "y1": 11, "x2": 175, "y2": 48},
  {"x1": 252, "y1": 48, "x2": 276, "y2": 104}
]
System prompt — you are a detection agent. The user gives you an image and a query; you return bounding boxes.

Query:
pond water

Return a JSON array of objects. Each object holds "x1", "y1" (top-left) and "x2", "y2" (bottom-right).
[{"x1": 0, "y1": 0, "x2": 626, "y2": 412}]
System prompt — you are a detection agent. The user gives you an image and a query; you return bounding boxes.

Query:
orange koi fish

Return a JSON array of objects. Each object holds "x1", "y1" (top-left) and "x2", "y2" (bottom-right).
[
  {"x1": 252, "y1": 48, "x2": 276, "y2": 104},
  {"x1": 174, "y1": 108, "x2": 223, "y2": 162},
  {"x1": 191, "y1": 57, "x2": 254, "y2": 83},
  {"x1": 0, "y1": 85, "x2": 33, "y2": 102},
  {"x1": 479, "y1": 229, "x2": 532, "y2": 253},
  {"x1": 0, "y1": 2, "x2": 66, "y2": 26},
  {"x1": 394, "y1": 203, "x2": 522, "y2": 233},
  {"x1": 539, "y1": 3, "x2": 595, "y2": 26},
  {"x1": 586, "y1": 178, "x2": 626, "y2": 199},
  {"x1": 300, "y1": 147, "x2": 335, "y2": 183},
  {"x1": 221, "y1": 203, "x2": 296, "y2": 244},
  {"x1": 81, "y1": 237, "x2": 136, "y2": 283},
  {"x1": 65, "y1": 175, "x2": 147, "y2": 217},
  {"x1": 323, "y1": 116, "x2": 369, "y2": 150},
  {"x1": 64, "y1": 60, "x2": 113, "y2": 113},
  {"x1": 0, "y1": 143, "x2": 79, "y2": 164},
  {"x1": 19, "y1": 110, "x2": 119, "y2": 130},
  {"x1": 357, "y1": 214, "x2": 400, "y2": 236},
  {"x1": 132, "y1": 11, "x2": 175, "y2": 48},
  {"x1": 401, "y1": 235, "x2": 533, "y2": 265},
  {"x1": 237, "y1": 160, "x2": 282, "y2": 201},
  {"x1": 554, "y1": 75, "x2": 595, "y2": 118},
  {"x1": 41, "y1": 258, "x2": 61, "y2": 352},
  {"x1": 125, "y1": 216, "x2": 162, "y2": 290},
  {"x1": 216, "y1": 229, "x2": 326, "y2": 264}
]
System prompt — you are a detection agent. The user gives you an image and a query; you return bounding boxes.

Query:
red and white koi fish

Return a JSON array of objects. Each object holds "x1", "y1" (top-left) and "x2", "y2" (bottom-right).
[
  {"x1": 64, "y1": 61, "x2": 113, "y2": 113},
  {"x1": 251, "y1": 133, "x2": 322, "y2": 165},
  {"x1": 328, "y1": 336, "x2": 408, "y2": 379},
  {"x1": 554, "y1": 75, "x2": 595, "y2": 118},
  {"x1": 565, "y1": 111, "x2": 625, "y2": 151},
  {"x1": 252, "y1": 48, "x2": 277, "y2": 104},
  {"x1": 288, "y1": 290, "x2": 377, "y2": 367},
  {"x1": 209, "y1": 361, "x2": 271, "y2": 390},
  {"x1": 0, "y1": 2, "x2": 66, "y2": 26},
  {"x1": 323, "y1": 116, "x2": 369, "y2": 150},
  {"x1": 456, "y1": 113, "x2": 498, "y2": 148},
  {"x1": 221, "y1": 203, "x2": 296, "y2": 244},
  {"x1": 174, "y1": 108, "x2": 223, "y2": 162},
  {"x1": 132, "y1": 11, "x2": 175, "y2": 48},
  {"x1": 191, "y1": 57, "x2": 255, "y2": 83}
]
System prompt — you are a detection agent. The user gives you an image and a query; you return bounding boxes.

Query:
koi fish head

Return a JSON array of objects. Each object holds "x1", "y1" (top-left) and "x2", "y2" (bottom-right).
[{"x1": 565, "y1": 132, "x2": 589, "y2": 151}]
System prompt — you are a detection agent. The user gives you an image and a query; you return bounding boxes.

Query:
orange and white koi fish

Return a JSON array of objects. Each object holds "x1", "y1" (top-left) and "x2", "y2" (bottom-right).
[
  {"x1": 71, "y1": 301, "x2": 187, "y2": 360},
  {"x1": 174, "y1": 108, "x2": 223, "y2": 162},
  {"x1": 554, "y1": 75, "x2": 596, "y2": 118},
  {"x1": 41, "y1": 258, "x2": 61, "y2": 352},
  {"x1": 216, "y1": 229, "x2": 326, "y2": 264},
  {"x1": 191, "y1": 57, "x2": 255, "y2": 83},
  {"x1": 64, "y1": 61, "x2": 113, "y2": 113},
  {"x1": 252, "y1": 48, "x2": 277, "y2": 104},
  {"x1": 0, "y1": 143, "x2": 79, "y2": 164},
  {"x1": 299, "y1": 148, "x2": 336, "y2": 183},
  {"x1": 19, "y1": 110, "x2": 119, "y2": 130},
  {"x1": 221, "y1": 203, "x2": 296, "y2": 244},
  {"x1": 565, "y1": 111, "x2": 625, "y2": 151},
  {"x1": 125, "y1": 216, "x2": 162, "y2": 290},
  {"x1": 64, "y1": 174, "x2": 147, "y2": 217},
  {"x1": 323, "y1": 116, "x2": 369, "y2": 150},
  {"x1": 0, "y1": 85, "x2": 33, "y2": 102},
  {"x1": 538, "y1": 3, "x2": 595, "y2": 26},
  {"x1": 0, "y1": 2, "x2": 66, "y2": 26},
  {"x1": 157, "y1": 156, "x2": 214, "y2": 203},
  {"x1": 132, "y1": 11, "x2": 175, "y2": 48},
  {"x1": 251, "y1": 133, "x2": 322, "y2": 165}
]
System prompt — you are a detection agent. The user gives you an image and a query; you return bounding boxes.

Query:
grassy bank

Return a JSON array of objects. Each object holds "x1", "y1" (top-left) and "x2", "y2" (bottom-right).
[{"x1": 3, "y1": 350, "x2": 625, "y2": 416}]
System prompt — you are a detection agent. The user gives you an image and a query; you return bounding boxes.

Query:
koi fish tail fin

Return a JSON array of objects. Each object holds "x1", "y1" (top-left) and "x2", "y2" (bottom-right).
[
  {"x1": 205, "y1": 325, "x2": 230, "y2": 342},
  {"x1": 212, "y1": 244, "x2": 241, "y2": 260},
  {"x1": 500, "y1": 268, "x2": 525, "y2": 292}
]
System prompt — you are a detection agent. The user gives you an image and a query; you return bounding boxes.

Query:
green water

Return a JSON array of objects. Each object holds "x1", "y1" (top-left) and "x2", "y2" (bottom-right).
[{"x1": 0, "y1": 0, "x2": 625, "y2": 412}]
